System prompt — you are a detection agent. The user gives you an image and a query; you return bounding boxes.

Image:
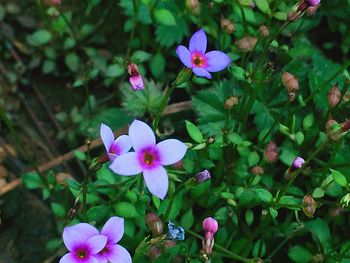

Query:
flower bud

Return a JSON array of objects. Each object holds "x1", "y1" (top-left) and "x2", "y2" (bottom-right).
[
  {"x1": 128, "y1": 63, "x2": 144, "y2": 91},
  {"x1": 326, "y1": 119, "x2": 341, "y2": 142},
  {"x1": 149, "y1": 246, "x2": 161, "y2": 260},
  {"x1": 259, "y1": 25, "x2": 269, "y2": 37},
  {"x1": 202, "y1": 217, "x2": 218, "y2": 234},
  {"x1": 171, "y1": 160, "x2": 184, "y2": 170},
  {"x1": 292, "y1": 156, "x2": 305, "y2": 169},
  {"x1": 264, "y1": 141, "x2": 279, "y2": 163},
  {"x1": 220, "y1": 16, "x2": 235, "y2": 34},
  {"x1": 312, "y1": 254, "x2": 324, "y2": 263},
  {"x1": 146, "y1": 212, "x2": 164, "y2": 236},
  {"x1": 236, "y1": 37, "x2": 258, "y2": 52},
  {"x1": 195, "y1": 170, "x2": 211, "y2": 183},
  {"x1": 305, "y1": 0, "x2": 321, "y2": 6},
  {"x1": 328, "y1": 85, "x2": 341, "y2": 107},
  {"x1": 341, "y1": 119, "x2": 350, "y2": 133},
  {"x1": 207, "y1": 136, "x2": 216, "y2": 144},
  {"x1": 185, "y1": 0, "x2": 201, "y2": 16},
  {"x1": 163, "y1": 240, "x2": 176, "y2": 249},
  {"x1": 224, "y1": 96, "x2": 239, "y2": 109},
  {"x1": 302, "y1": 195, "x2": 317, "y2": 218},
  {"x1": 55, "y1": 172, "x2": 73, "y2": 187},
  {"x1": 306, "y1": 5, "x2": 319, "y2": 16},
  {"x1": 250, "y1": 166, "x2": 264, "y2": 176},
  {"x1": 282, "y1": 72, "x2": 299, "y2": 101}
]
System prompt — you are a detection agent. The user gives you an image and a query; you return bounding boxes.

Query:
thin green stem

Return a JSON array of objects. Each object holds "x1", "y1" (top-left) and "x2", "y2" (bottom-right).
[{"x1": 127, "y1": 0, "x2": 140, "y2": 58}]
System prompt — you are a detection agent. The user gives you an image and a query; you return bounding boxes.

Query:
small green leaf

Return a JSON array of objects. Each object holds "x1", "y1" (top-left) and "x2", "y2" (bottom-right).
[
  {"x1": 330, "y1": 169, "x2": 348, "y2": 187},
  {"x1": 181, "y1": 209, "x2": 194, "y2": 229},
  {"x1": 106, "y1": 64, "x2": 124, "y2": 78},
  {"x1": 254, "y1": 188, "x2": 273, "y2": 203},
  {"x1": 114, "y1": 202, "x2": 139, "y2": 218},
  {"x1": 154, "y1": 9, "x2": 176, "y2": 26},
  {"x1": 295, "y1": 131, "x2": 304, "y2": 146},
  {"x1": 27, "y1": 30, "x2": 52, "y2": 46},
  {"x1": 312, "y1": 187, "x2": 325, "y2": 198},
  {"x1": 74, "y1": 150, "x2": 86, "y2": 161},
  {"x1": 65, "y1": 52, "x2": 80, "y2": 72},
  {"x1": 51, "y1": 202, "x2": 66, "y2": 218},
  {"x1": 185, "y1": 120, "x2": 204, "y2": 143},
  {"x1": 22, "y1": 172, "x2": 42, "y2": 189},
  {"x1": 248, "y1": 151, "x2": 260, "y2": 167},
  {"x1": 255, "y1": 0, "x2": 271, "y2": 14},
  {"x1": 288, "y1": 246, "x2": 312, "y2": 263},
  {"x1": 303, "y1": 113, "x2": 314, "y2": 130},
  {"x1": 245, "y1": 210, "x2": 254, "y2": 226},
  {"x1": 131, "y1": 50, "x2": 151, "y2": 62}
]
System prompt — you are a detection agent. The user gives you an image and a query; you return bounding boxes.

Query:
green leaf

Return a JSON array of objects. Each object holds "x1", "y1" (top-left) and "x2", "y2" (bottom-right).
[
  {"x1": 42, "y1": 60, "x2": 56, "y2": 74},
  {"x1": 288, "y1": 246, "x2": 312, "y2": 263},
  {"x1": 131, "y1": 50, "x2": 151, "y2": 62},
  {"x1": 156, "y1": 15, "x2": 189, "y2": 47},
  {"x1": 312, "y1": 187, "x2": 325, "y2": 198},
  {"x1": 255, "y1": 0, "x2": 271, "y2": 14},
  {"x1": 22, "y1": 172, "x2": 42, "y2": 189},
  {"x1": 185, "y1": 120, "x2": 204, "y2": 143},
  {"x1": 305, "y1": 218, "x2": 330, "y2": 244},
  {"x1": 303, "y1": 113, "x2": 314, "y2": 130},
  {"x1": 154, "y1": 8, "x2": 176, "y2": 26},
  {"x1": 26, "y1": 30, "x2": 52, "y2": 46},
  {"x1": 106, "y1": 64, "x2": 124, "y2": 78},
  {"x1": 330, "y1": 169, "x2": 348, "y2": 187},
  {"x1": 181, "y1": 209, "x2": 194, "y2": 229},
  {"x1": 295, "y1": 131, "x2": 304, "y2": 146},
  {"x1": 254, "y1": 188, "x2": 273, "y2": 203},
  {"x1": 65, "y1": 52, "x2": 80, "y2": 72},
  {"x1": 74, "y1": 150, "x2": 86, "y2": 161},
  {"x1": 86, "y1": 206, "x2": 110, "y2": 224},
  {"x1": 248, "y1": 151, "x2": 260, "y2": 167},
  {"x1": 245, "y1": 210, "x2": 254, "y2": 226},
  {"x1": 150, "y1": 52, "x2": 165, "y2": 78},
  {"x1": 51, "y1": 202, "x2": 66, "y2": 218},
  {"x1": 114, "y1": 202, "x2": 139, "y2": 218}
]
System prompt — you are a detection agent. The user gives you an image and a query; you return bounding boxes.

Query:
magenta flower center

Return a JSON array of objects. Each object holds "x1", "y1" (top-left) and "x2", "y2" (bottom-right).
[
  {"x1": 109, "y1": 143, "x2": 120, "y2": 155},
  {"x1": 75, "y1": 248, "x2": 88, "y2": 259},
  {"x1": 138, "y1": 147, "x2": 160, "y2": 169},
  {"x1": 191, "y1": 52, "x2": 207, "y2": 68}
]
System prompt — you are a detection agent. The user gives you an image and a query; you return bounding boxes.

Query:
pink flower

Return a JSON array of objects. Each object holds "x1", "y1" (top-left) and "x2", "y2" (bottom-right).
[
  {"x1": 176, "y1": 29, "x2": 231, "y2": 79},
  {"x1": 128, "y1": 64, "x2": 144, "y2": 91},
  {"x1": 292, "y1": 156, "x2": 305, "y2": 169},
  {"x1": 95, "y1": 217, "x2": 132, "y2": 263},
  {"x1": 202, "y1": 217, "x2": 218, "y2": 234},
  {"x1": 109, "y1": 120, "x2": 187, "y2": 199},
  {"x1": 60, "y1": 223, "x2": 107, "y2": 263},
  {"x1": 100, "y1": 123, "x2": 132, "y2": 162},
  {"x1": 202, "y1": 217, "x2": 218, "y2": 255}
]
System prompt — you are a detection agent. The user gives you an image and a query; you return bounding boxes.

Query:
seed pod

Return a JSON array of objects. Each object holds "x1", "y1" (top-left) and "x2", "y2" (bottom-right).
[
  {"x1": 282, "y1": 72, "x2": 299, "y2": 101},
  {"x1": 224, "y1": 96, "x2": 239, "y2": 109},
  {"x1": 302, "y1": 195, "x2": 317, "y2": 218},
  {"x1": 148, "y1": 245, "x2": 161, "y2": 260},
  {"x1": 185, "y1": 0, "x2": 201, "y2": 16},
  {"x1": 146, "y1": 212, "x2": 164, "y2": 236},
  {"x1": 264, "y1": 141, "x2": 279, "y2": 163},
  {"x1": 250, "y1": 166, "x2": 264, "y2": 176},
  {"x1": 220, "y1": 16, "x2": 235, "y2": 34},
  {"x1": 328, "y1": 85, "x2": 341, "y2": 107},
  {"x1": 259, "y1": 25, "x2": 269, "y2": 37},
  {"x1": 236, "y1": 37, "x2": 258, "y2": 52},
  {"x1": 55, "y1": 173, "x2": 73, "y2": 187}
]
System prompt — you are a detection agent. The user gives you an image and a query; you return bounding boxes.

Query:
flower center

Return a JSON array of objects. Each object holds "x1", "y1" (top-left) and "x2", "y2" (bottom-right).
[
  {"x1": 101, "y1": 246, "x2": 109, "y2": 254},
  {"x1": 143, "y1": 152, "x2": 154, "y2": 165},
  {"x1": 109, "y1": 143, "x2": 120, "y2": 155},
  {"x1": 76, "y1": 249, "x2": 87, "y2": 259},
  {"x1": 191, "y1": 52, "x2": 207, "y2": 68},
  {"x1": 138, "y1": 147, "x2": 160, "y2": 169}
]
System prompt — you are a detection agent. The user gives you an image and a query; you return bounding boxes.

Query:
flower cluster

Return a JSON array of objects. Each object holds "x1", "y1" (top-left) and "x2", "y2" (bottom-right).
[
  {"x1": 60, "y1": 217, "x2": 131, "y2": 263},
  {"x1": 101, "y1": 120, "x2": 187, "y2": 199}
]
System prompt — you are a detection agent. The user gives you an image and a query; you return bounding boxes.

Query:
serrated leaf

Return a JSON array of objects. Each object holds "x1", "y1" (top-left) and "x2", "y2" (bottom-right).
[{"x1": 156, "y1": 15, "x2": 189, "y2": 47}]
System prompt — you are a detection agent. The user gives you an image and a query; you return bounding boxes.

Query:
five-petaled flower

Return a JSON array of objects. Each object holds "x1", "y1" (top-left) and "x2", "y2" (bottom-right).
[
  {"x1": 100, "y1": 123, "x2": 132, "y2": 161},
  {"x1": 109, "y1": 120, "x2": 187, "y2": 199},
  {"x1": 60, "y1": 223, "x2": 107, "y2": 263},
  {"x1": 176, "y1": 29, "x2": 231, "y2": 79}
]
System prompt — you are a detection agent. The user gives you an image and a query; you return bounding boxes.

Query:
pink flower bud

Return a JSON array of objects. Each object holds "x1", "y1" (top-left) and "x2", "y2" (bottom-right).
[
  {"x1": 302, "y1": 195, "x2": 317, "y2": 218},
  {"x1": 128, "y1": 63, "x2": 144, "y2": 91},
  {"x1": 220, "y1": 16, "x2": 235, "y2": 34},
  {"x1": 328, "y1": 85, "x2": 341, "y2": 107},
  {"x1": 185, "y1": 0, "x2": 201, "y2": 15},
  {"x1": 259, "y1": 25, "x2": 269, "y2": 37},
  {"x1": 146, "y1": 212, "x2": 163, "y2": 236},
  {"x1": 236, "y1": 37, "x2": 258, "y2": 53},
  {"x1": 264, "y1": 141, "x2": 279, "y2": 163},
  {"x1": 282, "y1": 72, "x2": 299, "y2": 101},
  {"x1": 305, "y1": 0, "x2": 321, "y2": 6},
  {"x1": 148, "y1": 246, "x2": 161, "y2": 260},
  {"x1": 292, "y1": 156, "x2": 305, "y2": 169},
  {"x1": 202, "y1": 217, "x2": 218, "y2": 235}
]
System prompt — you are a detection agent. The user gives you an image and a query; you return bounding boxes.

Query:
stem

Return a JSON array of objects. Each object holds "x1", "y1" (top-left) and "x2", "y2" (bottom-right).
[
  {"x1": 186, "y1": 229, "x2": 253, "y2": 263},
  {"x1": 127, "y1": 0, "x2": 140, "y2": 58}
]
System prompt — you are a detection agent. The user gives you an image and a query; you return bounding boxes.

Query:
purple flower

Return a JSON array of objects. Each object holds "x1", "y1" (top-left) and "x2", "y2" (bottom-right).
[
  {"x1": 109, "y1": 120, "x2": 187, "y2": 199},
  {"x1": 176, "y1": 29, "x2": 231, "y2": 79},
  {"x1": 305, "y1": 0, "x2": 320, "y2": 6},
  {"x1": 95, "y1": 217, "x2": 132, "y2": 263},
  {"x1": 128, "y1": 63, "x2": 144, "y2": 91},
  {"x1": 195, "y1": 170, "x2": 211, "y2": 183},
  {"x1": 60, "y1": 223, "x2": 107, "y2": 263},
  {"x1": 100, "y1": 123, "x2": 132, "y2": 161},
  {"x1": 292, "y1": 157, "x2": 305, "y2": 169}
]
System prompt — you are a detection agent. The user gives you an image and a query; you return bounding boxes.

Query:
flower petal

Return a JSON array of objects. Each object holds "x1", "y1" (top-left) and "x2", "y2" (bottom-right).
[
  {"x1": 129, "y1": 75, "x2": 144, "y2": 91},
  {"x1": 100, "y1": 123, "x2": 114, "y2": 153},
  {"x1": 70, "y1": 223, "x2": 99, "y2": 242},
  {"x1": 86, "y1": 235, "x2": 108, "y2": 255},
  {"x1": 143, "y1": 166, "x2": 168, "y2": 200},
  {"x1": 59, "y1": 253, "x2": 79, "y2": 263},
  {"x1": 176, "y1": 45, "x2": 192, "y2": 68},
  {"x1": 205, "y1": 51, "x2": 231, "y2": 72},
  {"x1": 129, "y1": 120, "x2": 156, "y2": 151},
  {"x1": 107, "y1": 244, "x2": 132, "y2": 263},
  {"x1": 109, "y1": 152, "x2": 142, "y2": 176},
  {"x1": 192, "y1": 67, "x2": 212, "y2": 79},
  {"x1": 189, "y1": 29, "x2": 207, "y2": 53},
  {"x1": 114, "y1": 135, "x2": 132, "y2": 155},
  {"x1": 63, "y1": 227, "x2": 83, "y2": 251},
  {"x1": 94, "y1": 253, "x2": 108, "y2": 263},
  {"x1": 101, "y1": 217, "x2": 124, "y2": 244},
  {"x1": 156, "y1": 139, "x2": 187, "y2": 166}
]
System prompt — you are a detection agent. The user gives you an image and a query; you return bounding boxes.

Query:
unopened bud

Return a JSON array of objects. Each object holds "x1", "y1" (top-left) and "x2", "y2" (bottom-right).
[
  {"x1": 341, "y1": 119, "x2": 350, "y2": 133},
  {"x1": 282, "y1": 72, "x2": 299, "y2": 101},
  {"x1": 326, "y1": 119, "x2": 341, "y2": 141},
  {"x1": 306, "y1": 5, "x2": 319, "y2": 15},
  {"x1": 302, "y1": 195, "x2": 317, "y2": 218},
  {"x1": 305, "y1": 0, "x2": 321, "y2": 6},
  {"x1": 224, "y1": 96, "x2": 239, "y2": 109},
  {"x1": 236, "y1": 37, "x2": 258, "y2": 52},
  {"x1": 202, "y1": 217, "x2": 218, "y2": 234},
  {"x1": 220, "y1": 16, "x2": 235, "y2": 34},
  {"x1": 292, "y1": 156, "x2": 305, "y2": 170},
  {"x1": 265, "y1": 141, "x2": 279, "y2": 163},
  {"x1": 56, "y1": 173, "x2": 73, "y2": 186},
  {"x1": 328, "y1": 85, "x2": 341, "y2": 107},
  {"x1": 250, "y1": 166, "x2": 264, "y2": 176},
  {"x1": 259, "y1": 25, "x2": 269, "y2": 37},
  {"x1": 128, "y1": 63, "x2": 144, "y2": 91},
  {"x1": 185, "y1": 0, "x2": 201, "y2": 16},
  {"x1": 146, "y1": 212, "x2": 164, "y2": 236},
  {"x1": 172, "y1": 160, "x2": 184, "y2": 170},
  {"x1": 163, "y1": 240, "x2": 176, "y2": 249},
  {"x1": 195, "y1": 170, "x2": 211, "y2": 183},
  {"x1": 207, "y1": 136, "x2": 216, "y2": 144}
]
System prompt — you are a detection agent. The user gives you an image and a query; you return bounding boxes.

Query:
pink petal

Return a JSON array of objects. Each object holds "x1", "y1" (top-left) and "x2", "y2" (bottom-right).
[
  {"x1": 59, "y1": 253, "x2": 79, "y2": 263},
  {"x1": 114, "y1": 135, "x2": 132, "y2": 155},
  {"x1": 109, "y1": 152, "x2": 142, "y2": 176},
  {"x1": 156, "y1": 139, "x2": 187, "y2": 166},
  {"x1": 70, "y1": 223, "x2": 99, "y2": 242},
  {"x1": 176, "y1": 45, "x2": 192, "y2": 68},
  {"x1": 193, "y1": 67, "x2": 212, "y2": 79},
  {"x1": 129, "y1": 75, "x2": 144, "y2": 91},
  {"x1": 63, "y1": 227, "x2": 83, "y2": 251},
  {"x1": 101, "y1": 217, "x2": 124, "y2": 244},
  {"x1": 128, "y1": 120, "x2": 156, "y2": 151},
  {"x1": 86, "y1": 235, "x2": 108, "y2": 255},
  {"x1": 189, "y1": 29, "x2": 207, "y2": 53},
  {"x1": 107, "y1": 244, "x2": 132, "y2": 263},
  {"x1": 205, "y1": 51, "x2": 231, "y2": 72},
  {"x1": 100, "y1": 123, "x2": 114, "y2": 153},
  {"x1": 143, "y1": 166, "x2": 168, "y2": 200},
  {"x1": 94, "y1": 253, "x2": 108, "y2": 263}
]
